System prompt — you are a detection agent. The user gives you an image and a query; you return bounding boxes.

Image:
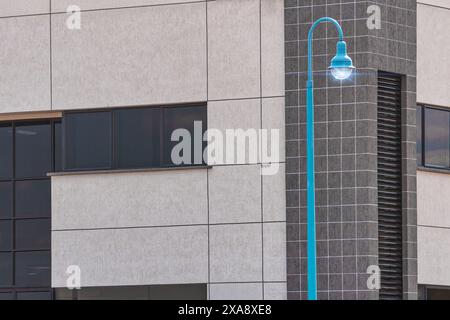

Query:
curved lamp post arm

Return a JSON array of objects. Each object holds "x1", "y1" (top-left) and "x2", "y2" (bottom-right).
[{"x1": 308, "y1": 17, "x2": 344, "y2": 81}]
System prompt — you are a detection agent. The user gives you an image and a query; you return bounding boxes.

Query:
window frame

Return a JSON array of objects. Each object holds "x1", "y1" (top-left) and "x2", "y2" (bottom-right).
[
  {"x1": 417, "y1": 105, "x2": 423, "y2": 166},
  {"x1": 62, "y1": 104, "x2": 207, "y2": 172},
  {"x1": 425, "y1": 285, "x2": 450, "y2": 300},
  {"x1": 418, "y1": 104, "x2": 450, "y2": 171}
]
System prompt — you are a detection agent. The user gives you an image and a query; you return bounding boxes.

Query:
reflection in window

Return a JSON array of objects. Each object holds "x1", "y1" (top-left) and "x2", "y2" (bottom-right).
[
  {"x1": 15, "y1": 251, "x2": 51, "y2": 287},
  {"x1": 424, "y1": 107, "x2": 450, "y2": 168},
  {"x1": 15, "y1": 123, "x2": 51, "y2": 179}
]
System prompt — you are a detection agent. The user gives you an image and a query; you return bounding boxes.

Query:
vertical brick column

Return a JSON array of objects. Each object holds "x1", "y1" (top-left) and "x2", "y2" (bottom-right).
[{"x1": 284, "y1": 0, "x2": 417, "y2": 300}]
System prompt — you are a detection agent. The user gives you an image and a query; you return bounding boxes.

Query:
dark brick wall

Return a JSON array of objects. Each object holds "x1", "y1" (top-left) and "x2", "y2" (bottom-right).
[{"x1": 284, "y1": 0, "x2": 417, "y2": 300}]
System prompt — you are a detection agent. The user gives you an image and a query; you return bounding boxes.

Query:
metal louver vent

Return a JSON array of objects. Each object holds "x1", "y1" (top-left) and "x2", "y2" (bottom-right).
[{"x1": 377, "y1": 72, "x2": 403, "y2": 300}]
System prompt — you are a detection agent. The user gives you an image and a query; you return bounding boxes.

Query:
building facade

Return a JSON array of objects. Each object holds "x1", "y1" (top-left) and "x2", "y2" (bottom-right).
[
  {"x1": 416, "y1": 0, "x2": 450, "y2": 300},
  {"x1": 0, "y1": 0, "x2": 448, "y2": 300}
]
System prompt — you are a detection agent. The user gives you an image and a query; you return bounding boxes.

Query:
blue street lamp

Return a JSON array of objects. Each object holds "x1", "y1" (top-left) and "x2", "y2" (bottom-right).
[{"x1": 306, "y1": 17, "x2": 355, "y2": 300}]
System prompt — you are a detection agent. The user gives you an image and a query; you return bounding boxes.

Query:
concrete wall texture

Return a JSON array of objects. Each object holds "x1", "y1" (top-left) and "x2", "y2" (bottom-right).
[
  {"x1": 418, "y1": 171, "x2": 450, "y2": 287},
  {"x1": 285, "y1": 0, "x2": 417, "y2": 300},
  {"x1": 417, "y1": 1, "x2": 450, "y2": 106},
  {"x1": 8, "y1": 0, "x2": 289, "y2": 300},
  {"x1": 416, "y1": 0, "x2": 450, "y2": 293}
]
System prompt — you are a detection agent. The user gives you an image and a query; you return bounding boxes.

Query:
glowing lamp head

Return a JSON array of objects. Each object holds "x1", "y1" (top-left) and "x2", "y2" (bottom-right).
[{"x1": 329, "y1": 41, "x2": 355, "y2": 80}]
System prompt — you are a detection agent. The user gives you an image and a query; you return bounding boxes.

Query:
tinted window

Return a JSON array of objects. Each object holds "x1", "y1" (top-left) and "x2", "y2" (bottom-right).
[
  {"x1": 0, "y1": 253, "x2": 13, "y2": 286},
  {"x1": 417, "y1": 106, "x2": 422, "y2": 166},
  {"x1": 0, "y1": 182, "x2": 12, "y2": 219},
  {"x1": 54, "y1": 288, "x2": 74, "y2": 300},
  {"x1": 0, "y1": 125, "x2": 13, "y2": 180},
  {"x1": 424, "y1": 108, "x2": 450, "y2": 167},
  {"x1": 427, "y1": 288, "x2": 450, "y2": 300},
  {"x1": 77, "y1": 286, "x2": 149, "y2": 300},
  {"x1": 17, "y1": 291, "x2": 52, "y2": 300},
  {"x1": 148, "y1": 284, "x2": 207, "y2": 300},
  {"x1": 15, "y1": 219, "x2": 51, "y2": 250},
  {"x1": 63, "y1": 106, "x2": 207, "y2": 171},
  {"x1": 54, "y1": 122, "x2": 62, "y2": 172},
  {"x1": 116, "y1": 108, "x2": 161, "y2": 168},
  {"x1": 15, "y1": 180, "x2": 51, "y2": 218},
  {"x1": 163, "y1": 106, "x2": 207, "y2": 166},
  {"x1": 0, "y1": 220, "x2": 12, "y2": 251},
  {"x1": 0, "y1": 292, "x2": 13, "y2": 300},
  {"x1": 65, "y1": 112, "x2": 112, "y2": 170},
  {"x1": 15, "y1": 251, "x2": 50, "y2": 287},
  {"x1": 55, "y1": 284, "x2": 207, "y2": 300},
  {"x1": 0, "y1": 119, "x2": 56, "y2": 299},
  {"x1": 15, "y1": 124, "x2": 51, "y2": 179}
]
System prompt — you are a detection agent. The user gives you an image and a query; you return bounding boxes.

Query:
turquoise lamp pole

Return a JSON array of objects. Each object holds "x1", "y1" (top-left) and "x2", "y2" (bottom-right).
[{"x1": 306, "y1": 17, "x2": 355, "y2": 300}]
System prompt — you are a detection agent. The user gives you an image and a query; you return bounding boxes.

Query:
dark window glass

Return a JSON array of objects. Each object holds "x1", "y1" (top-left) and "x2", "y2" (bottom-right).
[
  {"x1": 77, "y1": 286, "x2": 149, "y2": 300},
  {"x1": 65, "y1": 112, "x2": 112, "y2": 170},
  {"x1": 54, "y1": 122, "x2": 62, "y2": 172},
  {"x1": 0, "y1": 119, "x2": 55, "y2": 297},
  {"x1": 63, "y1": 106, "x2": 206, "y2": 171},
  {"x1": 0, "y1": 292, "x2": 13, "y2": 300},
  {"x1": 0, "y1": 182, "x2": 12, "y2": 219},
  {"x1": 427, "y1": 288, "x2": 450, "y2": 300},
  {"x1": 56, "y1": 284, "x2": 207, "y2": 300},
  {"x1": 0, "y1": 220, "x2": 12, "y2": 251},
  {"x1": 0, "y1": 125, "x2": 13, "y2": 180},
  {"x1": 15, "y1": 180, "x2": 51, "y2": 218},
  {"x1": 0, "y1": 252, "x2": 13, "y2": 286},
  {"x1": 424, "y1": 108, "x2": 450, "y2": 168},
  {"x1": 163, "y1": 106, "x2": 207, "y2": 166},
  {"x1": 15, "y1": 251, "x2": 50, "y2": 287},
  {"x1": 54, "y1": 288, "x2": 74, "y2": 300},
  {"x1": 17, "y1": 291, "x2": 52, "y2": 300},
  {"x1": 15, "y1": 123, "x2": 51, "y2": 179},
  {"x1": 115, "y1": 108, "x2": 161, "y2": 168},
  {"x1": 148, "y1": 284, "x2": 207, "y2": 300},
  {"x1": 15, "y1": 219, "x2": 51, "y2": 250},
  {"x1": 417, "y1": 106, "x2": 423, "y2": 166}
]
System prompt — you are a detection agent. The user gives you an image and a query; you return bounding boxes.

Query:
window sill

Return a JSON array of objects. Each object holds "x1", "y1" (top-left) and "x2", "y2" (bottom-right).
[
  {"x1": 47, "y1": 165, "x2": 212, "y2": 177},
  {"x1": 417, "y1": 166, "x2": 450, "y2": 175}
]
